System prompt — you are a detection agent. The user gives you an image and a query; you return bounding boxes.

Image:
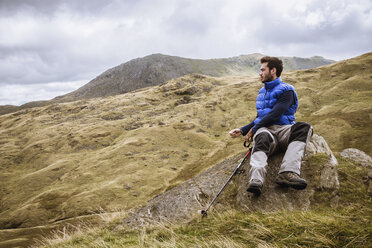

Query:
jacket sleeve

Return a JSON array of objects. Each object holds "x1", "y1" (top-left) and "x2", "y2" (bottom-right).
[{"x1": 240, "y1": 120, "x2": 255, "y2": 136}]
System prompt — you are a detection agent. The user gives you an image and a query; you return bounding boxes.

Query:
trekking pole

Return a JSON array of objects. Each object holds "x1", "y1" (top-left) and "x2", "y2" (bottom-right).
[{"x1": 201, "y1": 141, "x2": 252, "y2": 218}]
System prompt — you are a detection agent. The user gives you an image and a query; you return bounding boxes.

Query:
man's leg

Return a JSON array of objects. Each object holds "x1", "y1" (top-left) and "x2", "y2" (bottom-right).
[
  {"x1": 276, "y1": 122, "x2": 313, "y2": 189},
  {"x1": 248, "y1": 128, "x2": 277, "y2": 194}
]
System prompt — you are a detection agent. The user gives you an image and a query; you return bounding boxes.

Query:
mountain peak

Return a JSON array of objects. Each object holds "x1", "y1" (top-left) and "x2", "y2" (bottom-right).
[
  {"x1": 57, "y1": 54, "x2": 335, "y2": 101},
  {"x1": 0, "y1": 53, "x2": 335, "y2": 115}
]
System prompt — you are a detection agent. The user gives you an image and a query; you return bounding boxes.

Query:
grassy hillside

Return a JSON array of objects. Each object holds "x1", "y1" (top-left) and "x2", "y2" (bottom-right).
[
  {"x1": 0, "y1": 53, "x2": 370, "y2": 247},
  {"x1": 37, "y1": 155, "x2": 371, "y2": 247},
  {"x1": 1, "y1": 74, "x2": 253, "y2": 247},
  {"x1": 286, "y1": 52, "x2": 372, "y2": 153}
]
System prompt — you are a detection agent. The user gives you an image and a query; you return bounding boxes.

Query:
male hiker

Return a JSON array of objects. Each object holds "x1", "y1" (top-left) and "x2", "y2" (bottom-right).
[{"x1": 229, "y1": 56, "x2": 313, "y2": 195}]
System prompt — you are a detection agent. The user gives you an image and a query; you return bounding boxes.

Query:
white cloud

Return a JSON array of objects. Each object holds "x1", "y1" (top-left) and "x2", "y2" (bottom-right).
[
  {"x1": 305, "y1": 10, "x2": 325, "y2": 27},
  {"x1": 0, "y1": 80, "x2": 88, "y2": 106}
]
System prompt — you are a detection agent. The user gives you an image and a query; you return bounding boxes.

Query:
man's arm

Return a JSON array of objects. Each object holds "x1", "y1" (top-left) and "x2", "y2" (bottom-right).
[
  {"x1": 229, "y1": 116, "x2": 256, "y2": 138},
  {"x1": 240, "y1": 120, "x2": 255, "y2": 136},
  {"x1": 251, "y1": 90, "x2": 295, "y2": 133}
]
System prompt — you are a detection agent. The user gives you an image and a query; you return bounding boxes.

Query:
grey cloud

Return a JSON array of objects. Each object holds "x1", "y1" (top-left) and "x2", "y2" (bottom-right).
[
  {"x1": 166, "y1": 1, "x2": 221, "y2": 36},
  {"x1": 0, "y1": 0, "x2": 371, "y2": 105},
  {"x1": 0, "y1": 47, "x2": 109, "y2": 85},
  {"x1": 242, "y1": 1, "x2": 372, "y2": 58},
  {"x1": 0, "y1": 0, "x2": 113, "y2": 16}
]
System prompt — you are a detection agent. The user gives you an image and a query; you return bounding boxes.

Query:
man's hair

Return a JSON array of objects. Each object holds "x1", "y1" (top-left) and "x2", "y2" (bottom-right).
[{"x1": 260, "y1": 56, "x2": 283, "y2": 77}]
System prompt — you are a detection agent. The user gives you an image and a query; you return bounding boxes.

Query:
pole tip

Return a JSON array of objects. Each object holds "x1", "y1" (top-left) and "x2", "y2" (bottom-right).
[{"x1": 201, "y1": 210, "x2": 208, "y2": 218}]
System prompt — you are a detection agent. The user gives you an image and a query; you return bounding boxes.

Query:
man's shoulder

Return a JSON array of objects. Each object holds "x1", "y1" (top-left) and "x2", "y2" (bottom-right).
[
  {"x1": 278, "y1": 81, "x2": 295, "y2": 91},
  {"x1": 258, "y1": 86, "x2": 266, "y2": 93},
  {"x1": 279, "y1": 81, "x2": 293, "y2": 87}
]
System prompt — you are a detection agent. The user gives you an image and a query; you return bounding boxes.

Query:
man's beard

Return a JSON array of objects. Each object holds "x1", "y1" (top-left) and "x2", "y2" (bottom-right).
[{"x1": 262, "y1": 74, "x2": 274, "y2": 83}]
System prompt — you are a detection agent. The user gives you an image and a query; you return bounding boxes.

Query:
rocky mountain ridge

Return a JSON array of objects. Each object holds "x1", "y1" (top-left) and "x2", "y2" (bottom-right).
[
  {"x1": 60, "y1": 53, "x2": 334, "y2": 100},
  {"x1": 0, "y1": 53, "x2": 334, "y2": 115}
]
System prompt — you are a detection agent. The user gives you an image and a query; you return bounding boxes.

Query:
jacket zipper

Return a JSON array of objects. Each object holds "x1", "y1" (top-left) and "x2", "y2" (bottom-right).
[{"x1": 264, "y1": 89, "x2": 267, "y2": 109}]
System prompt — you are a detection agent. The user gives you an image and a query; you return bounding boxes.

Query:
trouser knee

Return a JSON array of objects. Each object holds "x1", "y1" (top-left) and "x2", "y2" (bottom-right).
[
  {"x1": 289, "y1": 122, "x2": 313, "y2": 143},
  {"x1": 253, "y1": 132, "x2": 274, "y2": 154}
]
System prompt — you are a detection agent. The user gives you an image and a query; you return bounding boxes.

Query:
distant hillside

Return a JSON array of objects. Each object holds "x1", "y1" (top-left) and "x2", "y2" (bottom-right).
[
  {"x1": 57, "y1": 53, "x2": 334, "y2": 100},
  {"x1": 0, "y1": 53, "x2": 334, "y2": 115}
]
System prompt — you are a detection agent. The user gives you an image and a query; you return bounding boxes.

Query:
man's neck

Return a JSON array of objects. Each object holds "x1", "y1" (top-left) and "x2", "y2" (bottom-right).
[
  {"x1": 264, "y1": 76, "x2": 279, "y2": 84},
  {"x1": 264, "y1": 77, "x2": 281, "y2": 89}
]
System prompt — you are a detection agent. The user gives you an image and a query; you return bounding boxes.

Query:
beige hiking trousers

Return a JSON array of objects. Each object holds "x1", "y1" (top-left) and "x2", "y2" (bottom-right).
[{"x1": 249, "y1": 123, "x2": 313, "y2": 183}]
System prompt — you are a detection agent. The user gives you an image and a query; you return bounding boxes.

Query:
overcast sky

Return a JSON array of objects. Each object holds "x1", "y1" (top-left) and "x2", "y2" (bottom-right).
[{"x1": 1, "y1": 0, "x2": 371, "y2": 106}]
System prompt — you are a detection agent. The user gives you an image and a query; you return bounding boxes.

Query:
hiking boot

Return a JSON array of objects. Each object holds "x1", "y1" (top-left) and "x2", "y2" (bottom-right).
[
  {"x1": 275, "y1": 172, "x2": 307, "y2": 190},
  {"x1": 247, "y1": 179, "x2": 263, "y2": 195}
]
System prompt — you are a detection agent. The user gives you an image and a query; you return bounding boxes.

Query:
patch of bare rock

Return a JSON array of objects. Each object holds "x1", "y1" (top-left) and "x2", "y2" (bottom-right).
[{"x1": 124, "y1": 134, "x2": 339, "y2": 227}]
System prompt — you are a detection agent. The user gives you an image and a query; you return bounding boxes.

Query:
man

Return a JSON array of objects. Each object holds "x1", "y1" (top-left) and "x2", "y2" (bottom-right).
[{"x1": 229, "y1": 56, "x2": 313, "y2": 195}]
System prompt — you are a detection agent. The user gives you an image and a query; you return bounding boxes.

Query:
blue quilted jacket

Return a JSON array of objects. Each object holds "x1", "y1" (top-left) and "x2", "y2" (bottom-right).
[{"x1": 253, "y1": 77, "x2": 298, "y2": 125}]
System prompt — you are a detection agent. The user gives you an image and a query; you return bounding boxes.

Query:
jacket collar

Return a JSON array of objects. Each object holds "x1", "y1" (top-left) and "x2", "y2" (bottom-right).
[{"x1": 264, "y1": 77, "x2": 282, "y2": 90}]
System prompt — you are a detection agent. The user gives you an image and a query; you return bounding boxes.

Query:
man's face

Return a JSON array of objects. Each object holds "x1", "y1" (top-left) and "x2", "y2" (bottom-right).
[{"x1": 259, "y1": 62, "x2": 274, "y2": 83}]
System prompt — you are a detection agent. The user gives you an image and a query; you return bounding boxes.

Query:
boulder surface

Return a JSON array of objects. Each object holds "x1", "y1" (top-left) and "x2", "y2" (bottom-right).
[
  {"x1": 340, "y1": 148, "x2": 372, "y2": 168},
  {"x1": 125, "y1": 134, "x2": 339, "y2": 227}
]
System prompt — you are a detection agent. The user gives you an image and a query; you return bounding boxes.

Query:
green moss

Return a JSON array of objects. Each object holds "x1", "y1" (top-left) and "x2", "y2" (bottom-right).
[
  {"x1": 302, "y1": 153, "x2": 327, "y2": 188},
  {"x1": 336, "y1": 156, "x2": 370, "y2": 205}
]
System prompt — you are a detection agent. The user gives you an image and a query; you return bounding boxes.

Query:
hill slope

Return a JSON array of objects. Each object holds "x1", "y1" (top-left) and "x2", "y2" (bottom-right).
[
  {"x1": 285, "y1": 52, "x2": 372, "y2": 153},
  {"x1": 0, "y1": 53, "x2": 370, "y2": 247},
  {"x1": 57, "y1": 53, "x2": 334, "y2": 100},
  {"x1": 37, "y1": 154, "x2": 372, "y2": 248},
  {"x1": 0, "y1": 53, "x2": 334, "y2": 115}
]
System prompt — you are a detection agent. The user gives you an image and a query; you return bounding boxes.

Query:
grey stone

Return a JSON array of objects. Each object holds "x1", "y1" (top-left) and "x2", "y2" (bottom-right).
[
  {"x1": 307, "y1": 134, "x2": 340, "y2": 190},
  {"x1": 368, "y1": 169, "x2": 372, "y2": 193},
  {"x1": 368, "y1": 169, "x2": 372, "y2": 179},
  {"x1": 340, "y1": 148, "x2": 372, "y2": 168},
  {"x1": 125, "y1": 134, "x2": 339, "y2": 227}
]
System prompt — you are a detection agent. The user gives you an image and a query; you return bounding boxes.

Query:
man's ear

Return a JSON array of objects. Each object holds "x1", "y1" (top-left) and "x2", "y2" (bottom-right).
[{"x1": 271, "y1": 67, "x2": 277, "y2": 76}]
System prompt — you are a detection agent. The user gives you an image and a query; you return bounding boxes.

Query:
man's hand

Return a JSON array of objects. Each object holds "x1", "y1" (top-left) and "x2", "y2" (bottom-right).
[
  {"x1": 245, "y1": 129, "x2": 253, "y2": 142},
  {"x1": 229, "y1": 128, "x2": 242, "y2": 138}
]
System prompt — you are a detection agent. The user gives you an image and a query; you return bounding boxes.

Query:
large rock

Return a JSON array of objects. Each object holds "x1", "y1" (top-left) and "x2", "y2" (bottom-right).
[
  {"x1": 340, "y1": 148, "x2": 372, "y2": 168},
  {"x1": 235, "y1": 136, "x2": 339, "y2": 212},
  {"x1": 368, "y1": 170, "x2": 372, "y2": 193},
  {"x1": 125, "y1": 134, "x2": 339, "y2": 227},
  {"x1": 306, "y1": 134, "x2": 340, "y2": 189}
]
